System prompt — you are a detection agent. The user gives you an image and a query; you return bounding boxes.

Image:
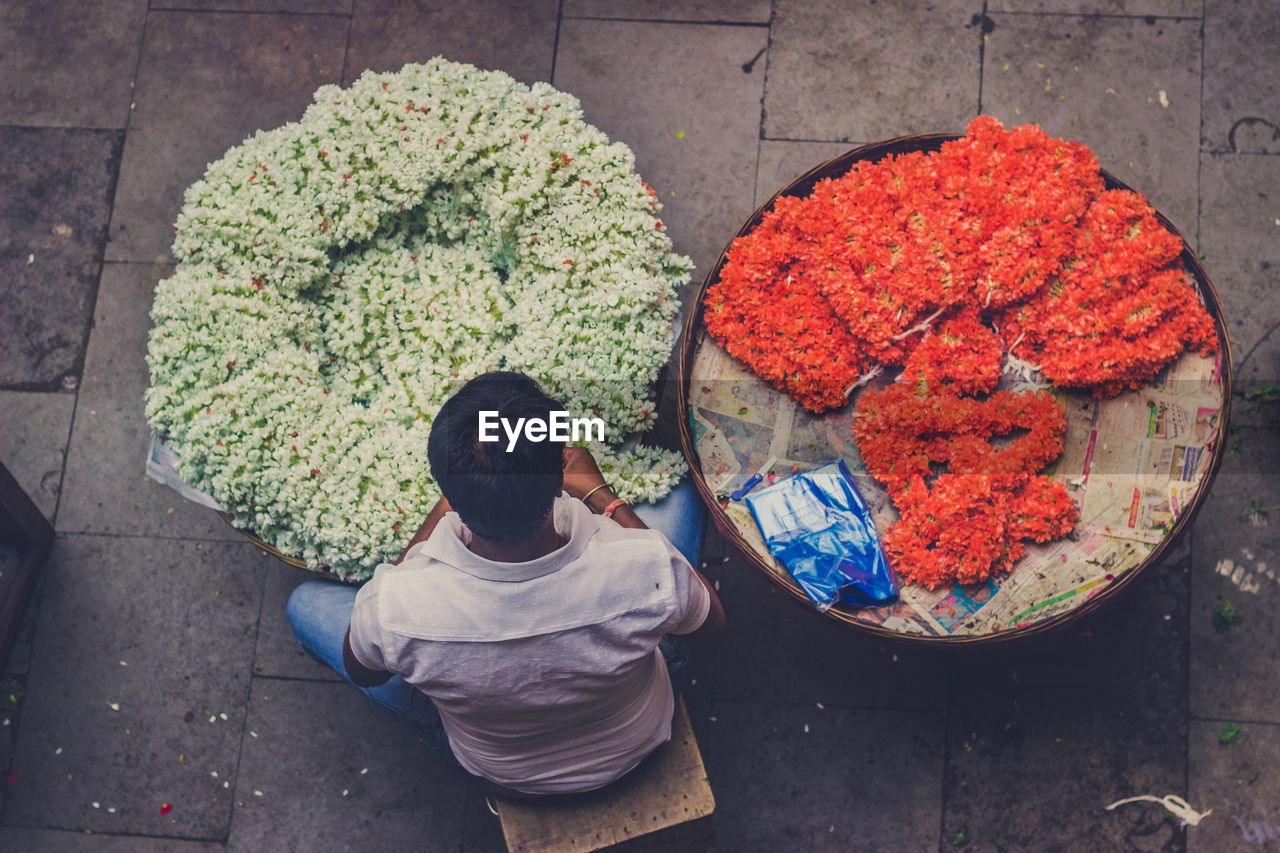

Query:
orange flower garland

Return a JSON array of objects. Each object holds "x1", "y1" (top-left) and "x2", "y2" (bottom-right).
[
  {"x1": 703, "y1": 195, "x2": 867, "y2": 412},
  {"x1": 996, "y1": 189, "x2": 1218, "y2": 396},
  {"x1": 704, "y1": 116, "x2": 1217, "y2": 588},
  {"x1": 704, "y1": 116, "x2": 1216, "y2": 413},
  {"x1": 851, "y1": 382, "x2": 1077, "y2": 589}
]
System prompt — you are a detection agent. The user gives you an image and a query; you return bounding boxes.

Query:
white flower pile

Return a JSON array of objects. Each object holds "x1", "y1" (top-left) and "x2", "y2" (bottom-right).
[{"x1": 146, "y1": 60, "x2": 691, "y2": 579}]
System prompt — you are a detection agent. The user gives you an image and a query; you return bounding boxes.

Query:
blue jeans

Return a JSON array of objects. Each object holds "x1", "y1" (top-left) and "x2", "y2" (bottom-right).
[{"x1": 286, "y1": 479, "x2": 705, "y2": 795}]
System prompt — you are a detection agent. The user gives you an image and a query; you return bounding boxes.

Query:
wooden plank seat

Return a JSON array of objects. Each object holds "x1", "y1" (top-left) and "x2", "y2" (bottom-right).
[{"x1": 492, "y1": 697, "x2": 716, "y2": 852}]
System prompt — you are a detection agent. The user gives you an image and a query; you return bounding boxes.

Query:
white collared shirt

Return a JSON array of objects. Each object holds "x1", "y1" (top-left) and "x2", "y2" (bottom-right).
[{"x1": 347, "y1": 494, "x2": 710, "y2": 794}]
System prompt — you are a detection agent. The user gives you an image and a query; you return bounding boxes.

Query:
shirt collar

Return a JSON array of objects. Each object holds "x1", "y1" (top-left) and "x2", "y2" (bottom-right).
[{"x1": 427, "y1": 494, "x2": 595, "y2": 582}]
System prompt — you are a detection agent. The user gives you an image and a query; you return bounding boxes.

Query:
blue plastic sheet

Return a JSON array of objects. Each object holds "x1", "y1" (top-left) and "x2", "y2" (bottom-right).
[{"x1": 745, "y1": 461, "x2": 898, "y2": 610}]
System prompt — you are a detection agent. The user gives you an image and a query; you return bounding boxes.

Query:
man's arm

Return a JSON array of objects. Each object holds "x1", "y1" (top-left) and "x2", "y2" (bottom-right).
[
  {"x1": 343, "y1": 627, "x2": 392, "y2": 687},
  {"x1": 562, "y1": 447, "x2": 725, "y2": 646},
  {"x1": 394, "y1": 495, "x2": 451, "y2": 564},
  {"x1": 341, "y1": 495, "x2": 453, "y2": 688},
  {"x1": 674, "y1": 573, "x2": 726, "y2": 648}
]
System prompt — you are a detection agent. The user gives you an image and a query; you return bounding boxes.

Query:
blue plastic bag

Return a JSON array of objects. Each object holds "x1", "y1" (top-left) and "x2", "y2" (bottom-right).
[{"x1": 745, "y1": 461, "x2": 897, "y2": 610}]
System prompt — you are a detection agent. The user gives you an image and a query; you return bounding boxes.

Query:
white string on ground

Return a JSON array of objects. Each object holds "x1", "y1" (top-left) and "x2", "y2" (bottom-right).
[{"x1": 1104, "y1": 794, "x2": 1212, "y2": 827}]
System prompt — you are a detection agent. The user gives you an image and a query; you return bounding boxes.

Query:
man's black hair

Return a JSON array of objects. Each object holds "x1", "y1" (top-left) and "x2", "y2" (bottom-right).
[{"x1": 427, "y1": 371, "x2": 566, "y2": 544}]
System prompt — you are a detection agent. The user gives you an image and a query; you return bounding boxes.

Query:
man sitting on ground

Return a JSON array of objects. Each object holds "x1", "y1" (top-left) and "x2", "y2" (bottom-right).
[{"x1": 287, "y1": 371, "x2": 725, "y2": 796}]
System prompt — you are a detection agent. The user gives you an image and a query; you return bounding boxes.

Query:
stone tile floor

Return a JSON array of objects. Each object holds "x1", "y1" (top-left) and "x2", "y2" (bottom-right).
[{"x1": 0, "y1": 1, "x2": 1277, "y2": 850}]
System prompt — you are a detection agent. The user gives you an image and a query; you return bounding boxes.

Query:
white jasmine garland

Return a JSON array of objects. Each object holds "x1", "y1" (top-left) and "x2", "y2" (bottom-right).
[{"x1": 146, "y1": 60, "x2": 690, "y2": 579}]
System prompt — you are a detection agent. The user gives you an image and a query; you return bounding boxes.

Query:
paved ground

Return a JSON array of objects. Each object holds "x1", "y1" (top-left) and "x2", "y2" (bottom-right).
[{"x1": 1, "y1": 1, "x2": 1278, "y2": 850}]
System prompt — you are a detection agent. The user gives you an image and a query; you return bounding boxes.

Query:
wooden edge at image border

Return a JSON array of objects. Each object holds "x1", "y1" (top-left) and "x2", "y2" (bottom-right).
[
  {"x1": 674, "y1": 131, "x2": 1237, "y2": 647},
  {"x1": 0, "y1": 462, "x2": 55, "y2": 674}
]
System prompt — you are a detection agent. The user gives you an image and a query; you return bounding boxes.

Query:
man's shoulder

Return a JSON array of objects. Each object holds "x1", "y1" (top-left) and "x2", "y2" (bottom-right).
[
  {"x1": 575, "y1": 527, "x2": 680, "y2": 589},
  {"x1": 361, "y1": 553, "x2": 451, "y2": 603}
]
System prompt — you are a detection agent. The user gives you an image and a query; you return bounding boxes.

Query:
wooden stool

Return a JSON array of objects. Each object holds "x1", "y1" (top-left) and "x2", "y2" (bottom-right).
[{"x1": 493, "y1": 698, "x2": 716, "y2": 852}]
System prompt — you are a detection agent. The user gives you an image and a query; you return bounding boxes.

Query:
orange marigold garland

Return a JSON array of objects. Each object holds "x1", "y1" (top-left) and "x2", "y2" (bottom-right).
[
  {"x1": 852, "y1": 382, "x2": 1078, "y2": 589},
  {"x1": 880, "y1": 472, "x2": 1077, "y2": 589},
  {"x1": 996, "y1": 189, "x2": 1219, "y2": 395},
  {"x1": 704, "y1": 116, "x2": 1216, "y2": 414},
  {"x1": 897, "y1": 309, "x2": 1004, "y2": 396},
  {"x1": 703, "y1": 196, "x2": 867, "y2": 412}
]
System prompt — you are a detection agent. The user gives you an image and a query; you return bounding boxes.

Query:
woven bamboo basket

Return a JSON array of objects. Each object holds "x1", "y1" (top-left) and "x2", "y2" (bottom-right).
[
  {"x1": 676, "y1": 132, "x2": 1234, "y2": 645},
  {"x1": 217, "y1": 511, "x2": 335, "y2": 574}
]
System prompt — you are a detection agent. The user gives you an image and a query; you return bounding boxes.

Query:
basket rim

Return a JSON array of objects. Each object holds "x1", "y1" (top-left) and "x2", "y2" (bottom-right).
[
  {"x1": 674, "y1": 131, "x2": 1236, "y2": 646},
  {"x1": 217, "y1": 511, "x2": 364, "y2": 583}
]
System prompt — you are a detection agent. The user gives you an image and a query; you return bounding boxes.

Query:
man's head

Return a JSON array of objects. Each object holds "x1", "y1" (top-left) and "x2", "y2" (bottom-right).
[{"x1": 428, "y1": 371, "x2": 566, "y2": 543}]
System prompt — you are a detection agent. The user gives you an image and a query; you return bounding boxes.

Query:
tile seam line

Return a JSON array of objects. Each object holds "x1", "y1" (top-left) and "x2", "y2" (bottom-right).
[
  {"x1": 100, "y1": 258, "x2": 174, "y2": 267},
  {"x1": 976, "y1": 0, "x2": 988, "y2": 151},
  {"x1": 549, "y1": 0, "x2": 564, "y2": 88},
  {"x1": 1232, "y1": 317, "x2": 1280, "y2": 383},
  {"x1": 759, "y1": 136, "x2": 869, "y2": 144},
  {"x1": 1190, "y1": 716, "x2": 1280, "y2": 728},
  {"x1": 49, "y1": 529, "x2": 271, "y2": 545},
  {"x1": 1194, "y1": 0, "x2": 1206, "y2": 253},
  {"x1": 1202, "y1": 149, "x2": 1280, "y2": 157},
  {"x1": 709, "y1": 696, "x2": 945, "y2": 716},
  {"x1": 750, "y1": 0, "x2": 771, "y2": 208},
  {"x1": 0, "y1": 383, "x2": 80, "y2": 394},
  {"x1": 0, "y1": 123, "x2": 130, "y2": 132},
  {"x1": 251, "y1": 673, "x2": 347, "y2": 684},
  {"x1": 0, "y1": 822, "x2": 226, "y2": 844},
  {"x1": 338, "y1": 0, "x2": 355, "y2": 88},
  {"x1": 987, "y1": 10, "x2": 1202, "y2": 21},
  {"x1": 227, "y1": 565, "x2": 274, "y2": 844},
  {"x1": 146, "y1": 6, "x2": 352, "y2": 18},
  {"x1": 560, "y1": 16, "x2": 769, "y2": 27},
  {"x1": 50, "y1": 139, "x2": 135, "y2": 527}
]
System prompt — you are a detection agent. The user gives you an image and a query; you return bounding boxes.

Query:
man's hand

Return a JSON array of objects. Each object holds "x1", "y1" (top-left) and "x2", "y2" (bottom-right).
[
  {"x1": 564, "y1": 446, "x2": 648, "y2": 530},
  {"x1": 562, "y1": 446, "x2": 607, "y2": 500}
]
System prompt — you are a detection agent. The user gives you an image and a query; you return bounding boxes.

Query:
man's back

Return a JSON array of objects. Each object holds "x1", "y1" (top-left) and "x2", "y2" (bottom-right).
[{"x1": 347, "y1": 495, "x2": 710, "y2": 794}]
